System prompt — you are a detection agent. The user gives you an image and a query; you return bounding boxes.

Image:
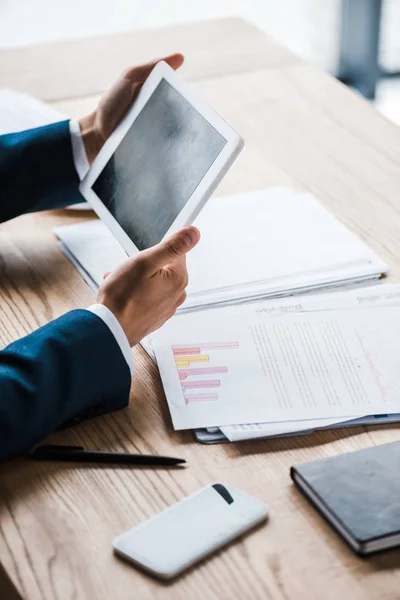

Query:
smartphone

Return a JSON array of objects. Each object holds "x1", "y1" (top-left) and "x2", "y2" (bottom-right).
[{"x1": 113, "y1": 483, "x2": 268, "y2": 579}]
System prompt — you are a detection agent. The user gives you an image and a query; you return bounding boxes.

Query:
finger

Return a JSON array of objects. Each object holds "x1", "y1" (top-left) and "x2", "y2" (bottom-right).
[
  {"x1": 175, "y1": 291, "x2": 187, "y2": 308},
  {"x1": 97, "y1": 53, "x2": 184, "y2": 143},
  {"x1": 103, "y1": 271, "x2": 111, "y2": 280},
  {"x1": 163, "y1": 53, "x2": 185, "y2": 71},
  {"x1": 165, "y1": 255, "x2": 188, "y2": 288},
  {"x1": 143, "y1": 226, "x2": 200, "y2": 274},
  {"x1": 123, "y1": 53, "x2": 184, "y2": 82}
]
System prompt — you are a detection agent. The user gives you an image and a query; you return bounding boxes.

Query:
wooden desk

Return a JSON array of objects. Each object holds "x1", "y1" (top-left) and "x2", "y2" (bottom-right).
[{"x1": 2, "y1": 18, "x2": 400, "y2": 600}]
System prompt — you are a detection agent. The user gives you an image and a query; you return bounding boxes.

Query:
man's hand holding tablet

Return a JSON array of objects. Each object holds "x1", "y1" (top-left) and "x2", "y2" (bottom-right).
[
  {"x1": 79, "y1": 55, "x2": 243, "y2": 255},
  {"x1": 98, "y1": 226, "x2": 200, "y2": 346},
  {"x1": 78, "y1": 54, "x2": 185, "y2": 166},
  {"x1": 76, "y1": 53, "x2": 242, "y2": 346},
  {"x1": 75, "y1": 54, "x2": 201, "y2": 347}
]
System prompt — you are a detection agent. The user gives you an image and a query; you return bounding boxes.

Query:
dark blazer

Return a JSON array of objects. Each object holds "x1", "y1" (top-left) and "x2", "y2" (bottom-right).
[{"x1": 0, "y1": 121, "x2": 131, "y2": 461}]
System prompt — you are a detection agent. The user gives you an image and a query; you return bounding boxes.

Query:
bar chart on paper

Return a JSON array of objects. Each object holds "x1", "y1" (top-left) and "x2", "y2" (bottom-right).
[{"x1": 173, "y1": 343, "x2": 239, "y2": 405}]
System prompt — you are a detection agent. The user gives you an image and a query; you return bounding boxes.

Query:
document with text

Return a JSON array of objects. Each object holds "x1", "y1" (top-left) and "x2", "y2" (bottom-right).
[{"x1": 153, "y1": 307, "x2": 400, "y2": 430}]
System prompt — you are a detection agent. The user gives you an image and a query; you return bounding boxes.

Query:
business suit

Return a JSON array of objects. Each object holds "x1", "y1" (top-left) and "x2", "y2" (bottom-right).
[{"x1": 0, "y1": 121, "x2": 131, "y2": 461}]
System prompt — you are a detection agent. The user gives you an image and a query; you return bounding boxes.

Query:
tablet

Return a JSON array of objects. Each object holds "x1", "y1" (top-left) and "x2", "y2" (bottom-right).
[{"x1": 79, "y1": 61, "x2": 244, "y2": 254}]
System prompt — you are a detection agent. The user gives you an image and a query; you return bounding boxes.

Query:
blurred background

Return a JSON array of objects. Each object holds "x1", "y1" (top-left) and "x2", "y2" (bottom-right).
[{"x1": 1, "y1": 0, "x2": 399, "y2": 125}]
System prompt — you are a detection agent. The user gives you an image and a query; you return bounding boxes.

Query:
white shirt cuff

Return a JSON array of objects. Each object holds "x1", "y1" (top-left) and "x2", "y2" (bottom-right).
[
  {"x1": 87, "y1": 304, "x2": 134, "y2": 377},
  {"x1": 69, "y1": 120, "x2": 90, "y2": 181}
]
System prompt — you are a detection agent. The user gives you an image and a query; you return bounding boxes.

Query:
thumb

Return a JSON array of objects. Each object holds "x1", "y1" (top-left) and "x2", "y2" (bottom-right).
[{"x1": 145, "y1": 226, "x2": 200, "y2": 272}]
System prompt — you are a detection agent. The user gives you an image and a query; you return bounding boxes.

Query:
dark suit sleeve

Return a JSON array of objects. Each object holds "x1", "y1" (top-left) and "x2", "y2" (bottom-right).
[
  {"x1": 0, "y1": 310, "x2": 131, "y2": 461},
  {"x1": 0, "y1": 120, "x2": 84, "y2": 223}
]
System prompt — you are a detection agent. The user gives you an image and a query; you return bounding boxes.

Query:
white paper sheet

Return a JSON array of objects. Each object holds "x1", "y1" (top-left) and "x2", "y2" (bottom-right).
[
  {"x1": 55, "y1": 220, "x2": 127, "y2": 284},
  {"x1": 153, "y1": 307, "x2": 400, "y2": 430},
  {"x1": 57, "y1": 242, "x2": 99, "y2": 293},
  {"x1": 181, "y1": 271, "x2": 382, "y2": 311},
  {"x1": 185, "y1": 189, "x2": 387, "y2": 297},
  {"x1": 217, "y1": 286, "x2": 400, "y2": 440},
  {"x1": 147, "y1": 283, "x2": 400, "y2": 440}
]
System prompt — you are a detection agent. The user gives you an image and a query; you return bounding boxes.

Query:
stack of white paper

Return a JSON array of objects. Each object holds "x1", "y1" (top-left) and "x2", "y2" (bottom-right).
[
  {"x1": 182, "y1": 189, "x2": 387, "y2": 310},
  {"x1": 55, "y1": 188, "x2": 387, "y2": 310},
  {"x1": 150, "y1": 284, "x2": 400, "y2": 442},
  {"x1": 53, "y1": 185, "x2": 394, "y2": 443},
  {"x1": 7, "y1": 90, "x2": 396, "y2": 443}
]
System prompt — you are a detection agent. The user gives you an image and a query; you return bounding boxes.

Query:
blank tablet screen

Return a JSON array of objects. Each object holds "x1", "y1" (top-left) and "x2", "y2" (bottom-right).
[{"x1": 92, "y1": 78, "x2": 227, "y2": 250}]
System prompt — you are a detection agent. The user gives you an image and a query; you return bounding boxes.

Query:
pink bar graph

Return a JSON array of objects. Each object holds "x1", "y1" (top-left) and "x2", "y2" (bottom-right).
[
  {"x1": 178, "y1": 366, "x2": 228, "y2": 380},
  {"x1": 181, "y1": 380, "x2": 221, "y2": 390},
  {"x1": 173, "y1": 347, "x2": 200, "y2": 356},
  {"x1": 173, "y1": 341, "x2": 239, "y2": 407},
  {"x1": 173, "y1": 342, "x2": 239, "y2": 351},
  {"x1": 184, "y1": 394, "x2": 218, "y2": 405}
]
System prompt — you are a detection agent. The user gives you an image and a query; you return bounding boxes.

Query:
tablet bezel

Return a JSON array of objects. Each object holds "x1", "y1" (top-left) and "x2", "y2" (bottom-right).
[{"x1": 79, "y1": 61, "x2": 243, "y2": 256}]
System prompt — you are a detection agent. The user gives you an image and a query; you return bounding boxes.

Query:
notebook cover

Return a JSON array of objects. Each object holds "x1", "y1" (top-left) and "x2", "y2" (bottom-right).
[{"x1": 291, "y1": 442, "x2": 400, "y2": 548}]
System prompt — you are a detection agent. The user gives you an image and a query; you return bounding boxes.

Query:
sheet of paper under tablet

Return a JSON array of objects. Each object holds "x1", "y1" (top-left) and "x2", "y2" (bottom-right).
[
  {"x1": 57, "y1": 242, "x2": 99, "y2": 293},
  {"x1": 153, "y1": 307, "x2": 400, "y2": 430},
  {"x1": 55, "y1": 220, "x2": 126, "y2": 283},
  {"x1": 54, "y1": 188, "x2": 386, "y2": 309},
  {"x1": 185, "y1": 188, "x2": 387, "y2": 297},
  {"x1": 55, "y1": 215, "x2": 383, "y2": 328},
  {"x1": 181, "y1": 270, "x2": 383, "y2": 311}
]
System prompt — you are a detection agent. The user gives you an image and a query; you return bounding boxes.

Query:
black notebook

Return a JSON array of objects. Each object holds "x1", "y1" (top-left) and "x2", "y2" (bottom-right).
[{"x1": 291, "y1": 442, "x2": 400, "y2": 555}]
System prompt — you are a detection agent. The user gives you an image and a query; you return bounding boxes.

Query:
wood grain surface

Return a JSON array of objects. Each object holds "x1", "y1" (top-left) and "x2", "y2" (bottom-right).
[
  {"x1": 2, "y1": 18, "x2": 400, "y2": 600},
  {"x1": 0, "y1": 18, "x2": 296, "y2": 102}
]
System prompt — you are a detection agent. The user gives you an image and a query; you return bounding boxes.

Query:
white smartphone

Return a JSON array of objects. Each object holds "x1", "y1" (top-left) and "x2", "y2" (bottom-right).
[
  {"x1": 80, "y1": 61, "x2": 244, "y2": 255},
  {"x1": 113, "y1": 483, "x2": 268, "y2": 580}
]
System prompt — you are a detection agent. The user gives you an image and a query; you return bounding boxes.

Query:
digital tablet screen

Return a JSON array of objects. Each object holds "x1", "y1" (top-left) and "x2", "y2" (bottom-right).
[{"x1": 92, "y1": 78, "x2": 227, "y2": 250}]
